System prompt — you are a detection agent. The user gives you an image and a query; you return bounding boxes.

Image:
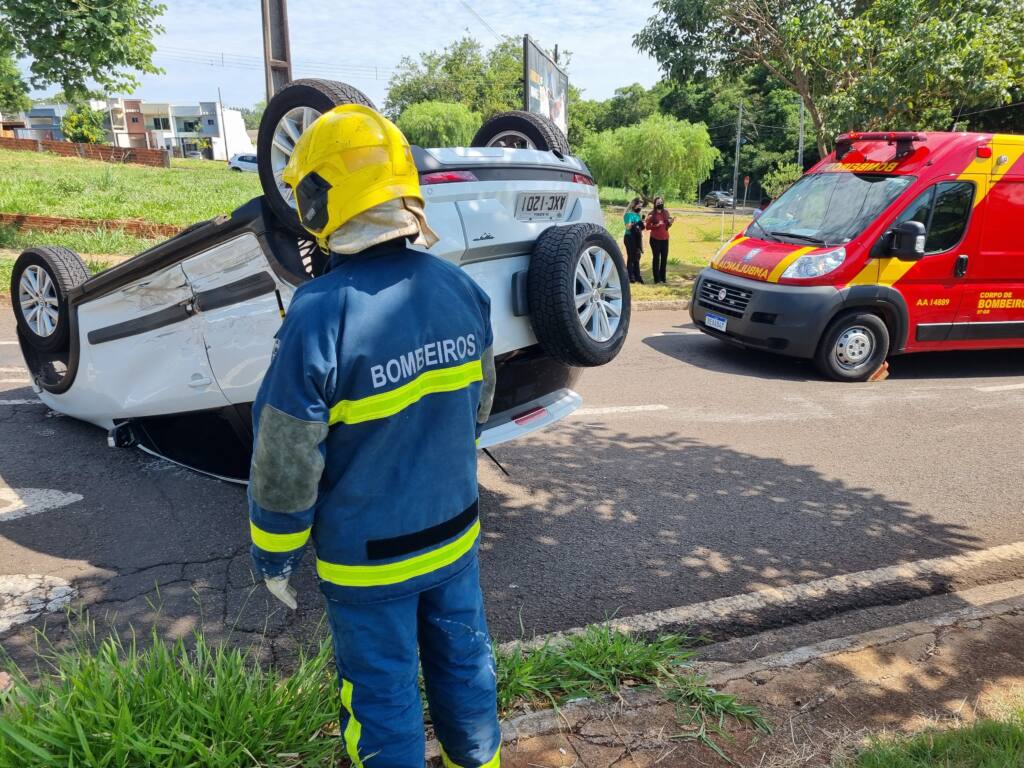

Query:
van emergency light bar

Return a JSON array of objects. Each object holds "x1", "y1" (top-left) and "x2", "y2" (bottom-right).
[{"x1": 835, "y1": 132, "x2": 927, "y2": 161}]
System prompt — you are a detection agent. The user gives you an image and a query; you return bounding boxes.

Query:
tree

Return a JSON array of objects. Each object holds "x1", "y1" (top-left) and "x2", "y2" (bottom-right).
[
  {"x1": 62, "y1": 106, "x2": 107, "y2": 144},
  {"x1": 385, "y1": 36, "x2": 523, "y2": 121},
  {"x1": 0, "y1": 50, "x2": 29, "y2": 115},
  {"x1": 601, "y1": 83, "x2": 660, "y2": 131},
  {"x1": 761, "y1": 162, "x2": 804, "y2": 199},
  {"x1": 581, "y1": 114, "x2": 719, "y2": 202},
  {"x1": 396, "y1": 101, "x2": 480, "y2": 147},
  {"x1": 0, "y1": 0, "x2": 166, "y2": 103},
  {"x1": 238, "y1": 100, "x2": 266, "y2": 131},
  {"x1": 636, "y1": 0, "x2": 1024, "y2": 155}
]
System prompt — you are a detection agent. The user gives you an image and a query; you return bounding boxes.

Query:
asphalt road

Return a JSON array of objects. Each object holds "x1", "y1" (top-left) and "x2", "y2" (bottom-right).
[{"x1": 3, "y1": 299, "x2": 1024, "y2": 665}]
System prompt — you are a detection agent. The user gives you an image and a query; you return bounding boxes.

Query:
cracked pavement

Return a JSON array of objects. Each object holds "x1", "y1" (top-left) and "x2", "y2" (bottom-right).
[{"x1": 4, "y1": 301, "x2": 1024, "y2": 673}]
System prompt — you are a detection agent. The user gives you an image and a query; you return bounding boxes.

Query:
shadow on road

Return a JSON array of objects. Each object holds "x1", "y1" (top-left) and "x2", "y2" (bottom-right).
[
  {"x1": 0, "y1": 398, "x2": 986, "y2": 663},
  {"x1": 479, "y1": 422, "x2": 981, "y2": 639},
  {"x1": 645, "y1": 325, "x2": 1024, "y2": 382}
]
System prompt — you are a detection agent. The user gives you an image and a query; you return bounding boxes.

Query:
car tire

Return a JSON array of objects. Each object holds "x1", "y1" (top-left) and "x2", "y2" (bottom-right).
[
  {"x1": 528, "y1": 223, "x2": 630, "y2": 367},
  {"x1": 471, "y1": 110, "x2": 571, "y2": 154},
  {"x1": 257, "y1": 78, "x2": 377, "y2": 236},
  {"x1": 814, "y1": 311, "x2": 890, "y2": 382},
  {"x1": 11, "y1": 246, "x2": 89, "y2": 352},
  {"x1": 230, "y1": 166, "x2": 242, "y2": 172}
]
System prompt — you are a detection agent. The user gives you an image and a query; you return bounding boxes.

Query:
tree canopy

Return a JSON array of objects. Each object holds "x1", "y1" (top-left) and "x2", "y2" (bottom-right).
[
  {"x1": 396, "y1": 101, "x2": 480, "y2": 147},
  {"x1": 635, "y1": 0, "x2": 1024, "y2": 154},
  {"x1": 62, "y1": 106, "x2": 107, "y2": 144},
  {"x1": 0, "y1": 0, "x2": 166, "y2": 103},
  {"x1": 581, "y1": 114, "x2": 719, "y2": 202},
  {"x1": 384, "y1": 37, "x2": 523, "y2": 121},
  {"x1": 0, "y1": 50, "x2": 29, "y2": 114}
]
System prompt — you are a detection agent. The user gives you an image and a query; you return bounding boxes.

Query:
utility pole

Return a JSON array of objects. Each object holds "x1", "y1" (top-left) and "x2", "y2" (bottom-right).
[
  {"x1": 797, "y1": 99, "x2": 805, "y2": 168},
  {"x1": 218, "y1": 86, "x2": 229, "y2": 162},
  {"x1": 553, "y1": 44, "x2": 559, "y2": 65},
  {"x1": 732, "y1": 102, "x2": 743, "y2": 211},
  {"x1": 261, "y1": 0, "x2": 293, "y2": 101}
]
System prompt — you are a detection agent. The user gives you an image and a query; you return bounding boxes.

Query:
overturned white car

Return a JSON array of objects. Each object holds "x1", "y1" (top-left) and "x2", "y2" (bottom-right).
[{"x1": 11, "y1": 80, "x2": 630, "y2": 482}]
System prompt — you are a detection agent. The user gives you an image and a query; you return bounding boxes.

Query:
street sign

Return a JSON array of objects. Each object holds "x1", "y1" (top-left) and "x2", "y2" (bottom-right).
[{"x1": 744, "y1": 175, "x2": 750, "y2": 188}]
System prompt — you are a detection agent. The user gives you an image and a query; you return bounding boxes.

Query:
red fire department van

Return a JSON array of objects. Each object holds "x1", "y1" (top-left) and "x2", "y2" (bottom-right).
[{"x1": 691, "y1": 131, "x2": 1024, "y2": 380}]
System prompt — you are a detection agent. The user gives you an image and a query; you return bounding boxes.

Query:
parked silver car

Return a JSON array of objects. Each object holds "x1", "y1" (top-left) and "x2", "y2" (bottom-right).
[{"x1": 228, "y1": 153, "x2": 258, "y2": 172}]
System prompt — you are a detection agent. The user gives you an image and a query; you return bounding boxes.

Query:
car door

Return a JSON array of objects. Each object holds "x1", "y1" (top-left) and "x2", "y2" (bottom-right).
[
  {"x1": 73, "y1": 264, "x2": 230, "y2": 424},
  {"x1": 887, "y1": 180, "x2": 978, "y2": 349},
  {"x1": 954, "y1": 153, "x2": 1024, "y2": 347},
  {"x1": 179, "y1": 232, "x2": 291, "y2": 405}
]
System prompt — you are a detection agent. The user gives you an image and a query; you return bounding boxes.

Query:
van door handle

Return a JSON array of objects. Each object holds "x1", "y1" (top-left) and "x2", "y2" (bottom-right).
[
  {"x1": 954, "y1": 254, "x2": 968, "y2": 278},
  {"x1": 188, "y1": 374, "x2": 212, "y2": 388}
]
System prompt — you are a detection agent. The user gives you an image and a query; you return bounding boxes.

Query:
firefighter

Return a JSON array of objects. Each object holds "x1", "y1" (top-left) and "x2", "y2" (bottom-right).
[{"x1": 247, "y1": 104, "x2": 500, "y2": 768}]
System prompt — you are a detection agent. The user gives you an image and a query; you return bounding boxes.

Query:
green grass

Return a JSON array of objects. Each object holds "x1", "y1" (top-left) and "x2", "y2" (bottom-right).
[
  {"x1": 0, "y1": 224, "x2": 157, "y2": 257},
  {"x1": 0, "y1": 621, "x2": 768, "y2": 766},
  {"x1": 852, "y1": 716, "x2": 1024, "y2": 767},
  {"x1": 0, "y1": 148, "x2": 260, "y2": 227},
  {"x1": 602, "y1": 205, "x2": 750, "y2": 301}
]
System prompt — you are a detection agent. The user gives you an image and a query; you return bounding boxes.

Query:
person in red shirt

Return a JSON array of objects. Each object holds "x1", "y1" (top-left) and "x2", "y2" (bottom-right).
[{"x1": 645, "y1": 196, "x2": 674, "y2": 284}]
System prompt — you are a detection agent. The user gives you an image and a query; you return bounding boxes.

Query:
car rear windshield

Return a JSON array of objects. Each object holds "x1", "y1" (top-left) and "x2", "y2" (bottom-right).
[{"x1": 758, "y1": 172, "x2": 915, "y2": 246}]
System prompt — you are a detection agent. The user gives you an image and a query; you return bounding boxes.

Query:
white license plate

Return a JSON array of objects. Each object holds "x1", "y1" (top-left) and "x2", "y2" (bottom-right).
[
  {"x1": 515, "y1": 193, "x2": 569, "y2": 221},
  {"x1": 705, "y1": 312, "x2": 728, "y2": 332}
]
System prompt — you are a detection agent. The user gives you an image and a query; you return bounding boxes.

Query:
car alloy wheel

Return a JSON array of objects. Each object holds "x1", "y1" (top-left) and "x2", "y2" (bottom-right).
[
  {"x1": 18, "y1": 264, "x2": 60, "y2": 338},
  {"x1": 575, "y1": 245, "x2": 623, "y2": 343},
  {"x1": 833, "y1": 325, "x2": 875, "y2": 370},
  {"x1": 270, "y1": 106, "x2": 322, "y2": 209},
  {"x1": 484, "y1": 129, "x2": 535, "y2": 149}
]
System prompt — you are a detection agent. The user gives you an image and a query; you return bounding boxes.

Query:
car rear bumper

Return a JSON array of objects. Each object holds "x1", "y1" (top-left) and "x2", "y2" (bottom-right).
[{"x1": 689, "y1": 268, "x2": 842, "y2": 359}]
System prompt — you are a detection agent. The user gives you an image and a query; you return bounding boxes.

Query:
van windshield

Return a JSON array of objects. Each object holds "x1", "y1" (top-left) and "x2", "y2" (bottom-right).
[{"x1": 757, "y1": 172, "x2": 915, "y2": 246}]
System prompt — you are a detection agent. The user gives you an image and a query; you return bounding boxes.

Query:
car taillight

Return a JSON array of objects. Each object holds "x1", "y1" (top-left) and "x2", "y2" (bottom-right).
[
  {"x1": 420, "y1": 170, "x2": 478, "y2": 185},
  {"x1": 572, "y1": 173, "x2": 595, "y2": 186}
]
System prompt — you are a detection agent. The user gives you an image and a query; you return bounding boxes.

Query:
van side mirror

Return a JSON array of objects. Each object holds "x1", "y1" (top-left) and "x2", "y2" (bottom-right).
[{"x1": 890, "y1": 220, "x2": 926, "y2": 261}]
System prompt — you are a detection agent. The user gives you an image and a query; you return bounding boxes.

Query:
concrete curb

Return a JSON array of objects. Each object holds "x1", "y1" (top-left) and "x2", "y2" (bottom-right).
[
  {"x1": 632, "y1": 299, "x2": 689, "y2": 312},
  {"x1": 426, "y1": 581, "x2": 1024, "y2": 758}
]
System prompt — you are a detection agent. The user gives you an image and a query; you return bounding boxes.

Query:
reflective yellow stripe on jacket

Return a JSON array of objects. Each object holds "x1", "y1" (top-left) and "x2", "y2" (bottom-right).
[
  {"x1": 329, "y1": 359, "x2": 482, "y2": 426},
  {"x1": 249, "y1": 522, "x2": 311, "y2": 553},
  {"x1": 317, "y1": 520, "x2": 480, "y2": 587}
]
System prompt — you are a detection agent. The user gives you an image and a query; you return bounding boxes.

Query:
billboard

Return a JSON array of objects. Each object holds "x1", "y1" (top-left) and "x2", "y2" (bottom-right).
[{"x1": 523, "y1": 35, "x2": 568, "y2": 137}]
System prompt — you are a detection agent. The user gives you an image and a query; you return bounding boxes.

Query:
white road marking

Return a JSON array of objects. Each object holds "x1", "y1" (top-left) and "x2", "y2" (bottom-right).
[
  {"x1": 649, "y1": 329, "x2": 703, "y2": 337},
  {"x1": 0, "y1": 341, "x2": 19, "y2": 345},
  {"x1": 0, "y1": 487, "x2": 83, "y2": 522},
  {"x1": 974, "y1": 382, "x2": 1024, "y2": 392},
  {"x1": 0, "y1": 367, "x2": 26, "y2": 373},
  {"x1": 573, "y1": 404, "x2": 670, "y2": 417},
  {"x1": 0, "y1": 575, "x2": 76, "y2": 633},
  {"x1": 0, "y1": 379, "x2": 30, "y2": 385},
  {"x1": 0, "y1": 399, "x2": 40, "y2": 406},
  {"x1": 501, "y1": 540, "x2": 1024, "y2": 651}
]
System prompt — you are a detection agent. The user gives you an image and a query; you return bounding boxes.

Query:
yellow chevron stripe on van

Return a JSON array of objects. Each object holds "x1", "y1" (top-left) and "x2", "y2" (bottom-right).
[{"x1": 710, "y1": 236, "x2": 748, "y2": 269}]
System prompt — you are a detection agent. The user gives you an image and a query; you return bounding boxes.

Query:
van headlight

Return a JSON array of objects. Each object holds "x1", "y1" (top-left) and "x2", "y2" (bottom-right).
[{"x1": 780, "y1": 246, "x2": 846, "y2": 279}]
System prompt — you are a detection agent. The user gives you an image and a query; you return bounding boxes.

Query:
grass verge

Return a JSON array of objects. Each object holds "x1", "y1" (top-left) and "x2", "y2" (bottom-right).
[
  {"x1": 851, "y1": 715, "x2": 1024, "y2": 767},
  {"x1": 0, "y1": 148, "x2": 260, "y2": 227},
  {"x1": 0, "y1": 621, "x2": 769, "y2": 766},
  {"x1": 0, "y1": 224, "x2": 158, "y2": 258}
]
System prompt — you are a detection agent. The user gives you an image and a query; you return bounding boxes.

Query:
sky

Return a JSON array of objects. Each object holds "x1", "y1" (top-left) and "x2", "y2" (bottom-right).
[{"x1": 30, "y1": 0, "x2": 665, "y2": 109}]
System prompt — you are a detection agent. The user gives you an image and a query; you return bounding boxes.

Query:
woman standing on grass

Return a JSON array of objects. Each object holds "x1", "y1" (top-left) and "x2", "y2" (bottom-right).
[
  {"x1": 623, "y1": 197, "x2": 645, "y2": 284},
  {"x1": 645, "y1": 196, "x2": 674, "y2": 284}
]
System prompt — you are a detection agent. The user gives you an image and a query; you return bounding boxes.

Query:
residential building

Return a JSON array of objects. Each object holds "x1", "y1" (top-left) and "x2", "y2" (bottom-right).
[{"x1": 129, "y1": 100, "x2": 254, "y2": 160}]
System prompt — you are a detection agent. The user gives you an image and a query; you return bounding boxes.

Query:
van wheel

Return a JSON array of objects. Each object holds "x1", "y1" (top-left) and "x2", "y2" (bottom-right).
[
  {"x1": 12, "y1": 247, "x2": 89, "y2": 352},
  {"x1": 529, "y1": 223, "x2": 630, "y2": 367},
  {"x1": 814, "y1": 311, "x2": 889, "y2": 382}
]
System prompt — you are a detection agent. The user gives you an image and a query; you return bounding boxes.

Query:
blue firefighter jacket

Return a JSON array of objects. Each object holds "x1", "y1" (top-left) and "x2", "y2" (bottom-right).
[{"x1": 248, "y1": 240, "x2": 493, "y2": 603}]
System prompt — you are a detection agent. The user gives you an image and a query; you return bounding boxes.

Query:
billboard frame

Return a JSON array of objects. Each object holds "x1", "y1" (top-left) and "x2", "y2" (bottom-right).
[{"x1": 522, "y1": 35, "x2": 569, "y2": 132}]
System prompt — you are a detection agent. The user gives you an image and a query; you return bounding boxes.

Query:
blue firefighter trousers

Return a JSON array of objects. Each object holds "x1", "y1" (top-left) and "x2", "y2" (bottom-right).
[{"x1": 325, "y1": 556, "x2": 501, "y2": 767}]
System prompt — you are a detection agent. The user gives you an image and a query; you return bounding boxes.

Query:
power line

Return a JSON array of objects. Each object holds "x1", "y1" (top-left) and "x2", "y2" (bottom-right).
[
  {"x1": 458, "y1": 0, "x2": 503, "y2": 41},
  {"x1": 954, "y1": 99, "x2": 1024, "y2": 119},
  {"x1": 154, "y1": 47, "x2": 395, "y2": 81}
]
